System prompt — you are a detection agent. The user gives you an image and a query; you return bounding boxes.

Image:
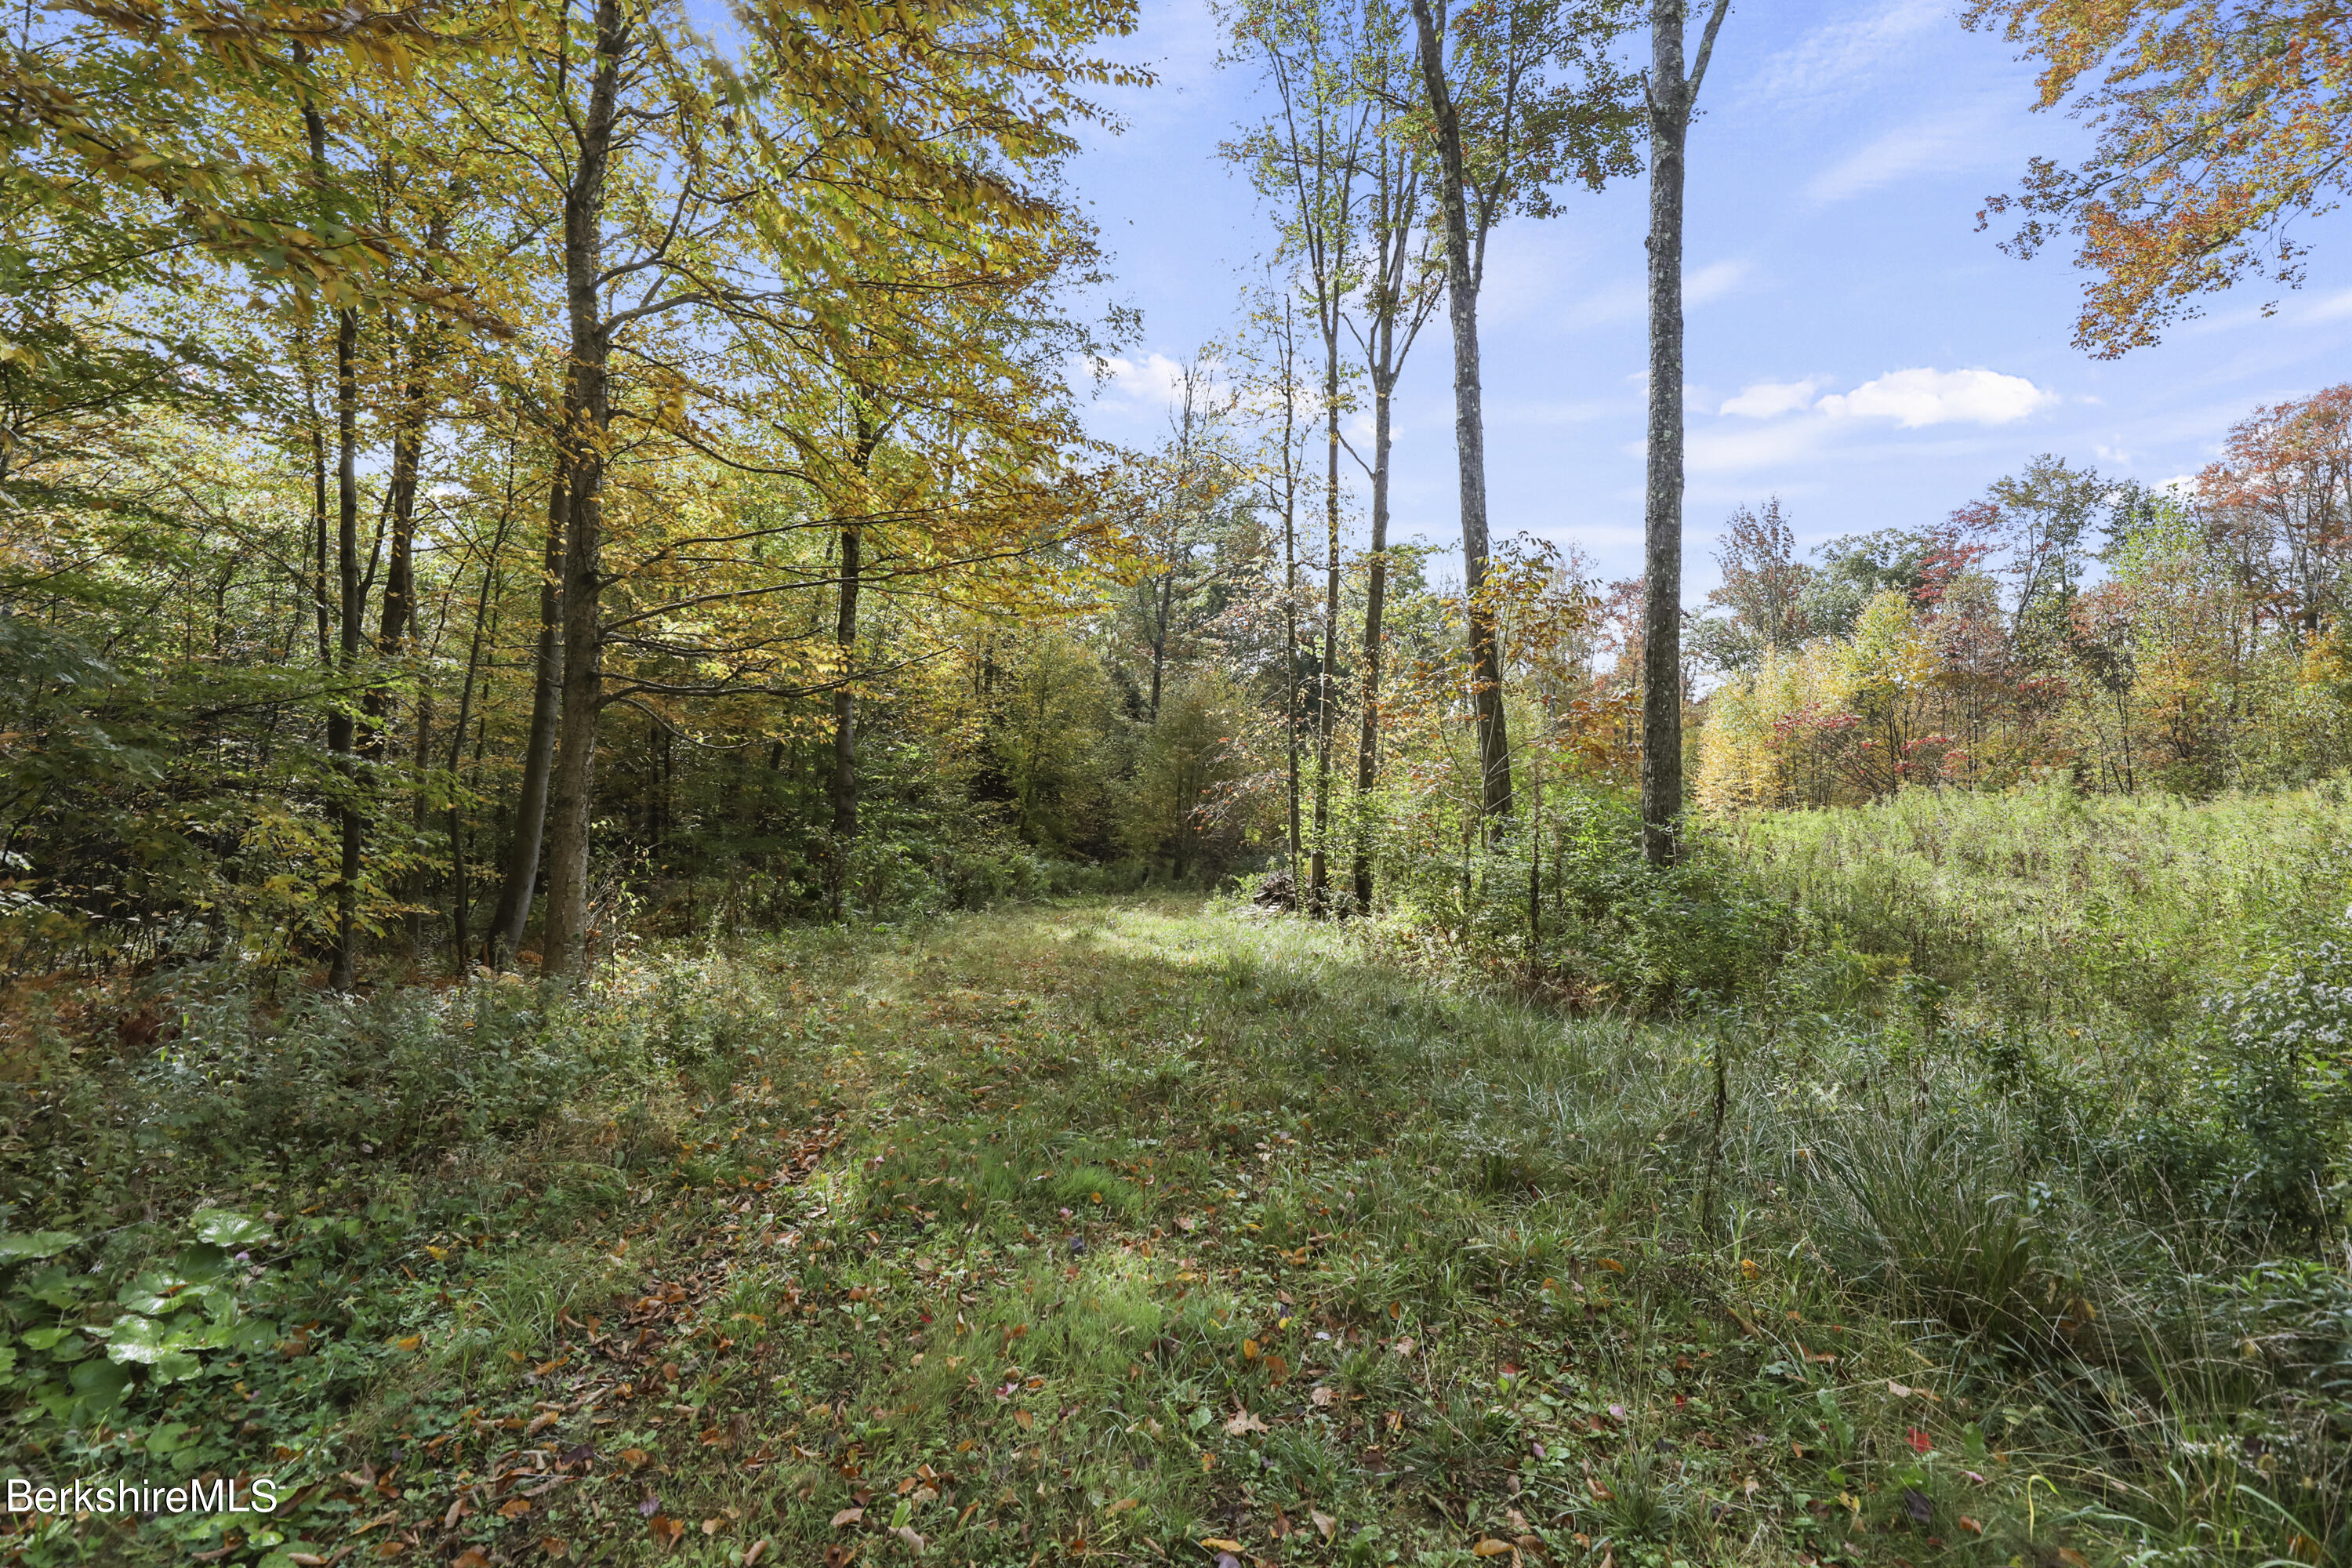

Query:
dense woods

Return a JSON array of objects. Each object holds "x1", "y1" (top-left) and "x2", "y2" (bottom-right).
[{"x1": 6, "y1": 1, "x2": 2352, "y2": 1566}]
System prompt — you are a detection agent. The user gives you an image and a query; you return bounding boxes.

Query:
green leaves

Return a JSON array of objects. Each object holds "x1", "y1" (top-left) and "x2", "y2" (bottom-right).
[
  {"x1": 0, "y1": 1230, "x2": 79, "y2": 1265},
  {"x1": 191, "y1": 1207, "x2": 274, "y2": 1249}
]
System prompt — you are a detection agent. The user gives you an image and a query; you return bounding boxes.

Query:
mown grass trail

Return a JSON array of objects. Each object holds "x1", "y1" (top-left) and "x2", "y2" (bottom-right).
[{"x1": 16, "y1": 891, "x2": 2318, "y2": 1568}]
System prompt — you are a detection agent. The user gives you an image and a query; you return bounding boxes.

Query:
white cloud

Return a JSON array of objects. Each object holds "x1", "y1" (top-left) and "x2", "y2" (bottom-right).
[
  {"x1": 1719, "y1": 377, "x2": 1828, "y2": 419},
  {"x1": 1803, "y1": 105, "x2": 2005, "y2": 205},
  {"x1": 1740, "y1": 0, "x2": 1944, "y2": 111},
  {"x1": 2304, "y1": 289, "x2": 2352, "y2": 322},
  {"x1": 1074, "y1": 350, "x2": 1231, "y2": 414},
  {"x1": 1686, "y1": 259, "x2": 1755, "y2": 307},
  {"x1": 1817, "y1": 367, "x2": 2058, "y2": 427},
  {"x1": 1549, "y1": 257, "x2": 1751, "y2": 329},
  {"x1": 1684, "y1": 419, "x2": 1838, "y2": 474}
]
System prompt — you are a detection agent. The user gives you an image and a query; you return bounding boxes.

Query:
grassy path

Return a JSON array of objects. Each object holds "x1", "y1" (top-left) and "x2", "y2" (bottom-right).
[{"x1": 14, "y1": 897, "x2": 2100, "y2": 1566}]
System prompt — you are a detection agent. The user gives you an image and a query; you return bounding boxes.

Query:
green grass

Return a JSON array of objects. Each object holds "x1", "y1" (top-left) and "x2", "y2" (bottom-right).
[
  {"x1": 1717, "y1": 780, "x2": 2352, "y2": 1032},
  {"x1": 5, "y1": 802, "x2": 2350, "y2": 1567}
]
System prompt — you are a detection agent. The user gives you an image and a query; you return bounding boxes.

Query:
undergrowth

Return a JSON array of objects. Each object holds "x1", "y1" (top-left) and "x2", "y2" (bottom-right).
[{"x1": 0, "y1": 787, "x2": 2347, "y2": 1567}]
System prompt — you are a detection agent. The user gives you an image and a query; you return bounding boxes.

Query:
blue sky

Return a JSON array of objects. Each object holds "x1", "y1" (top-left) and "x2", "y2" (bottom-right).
[{"x1": 1061, "y1": 0, "x2": 2352, "y2": 603}]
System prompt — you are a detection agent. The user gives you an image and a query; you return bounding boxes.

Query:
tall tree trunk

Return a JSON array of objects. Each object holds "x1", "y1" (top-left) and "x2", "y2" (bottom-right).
[
  {"x1": 327, "y1": 303, "x2": 363, "y2": 989},
  {"x1": 827, "y1": 412, "x2": 883, "y2": 915},
  {"x1": 371, "y1": 329, "x2": 433, "y2": 960},
  {"x1": 536, "y1": 0, "x2": 626, "y2": 984},
  {"x1": 1639, "y1": 0, "x2": 1730, "y2": 867},
  {"x1": 1279, "y1": 312, "x2": 1302, "y2": 895},
  {"x1": 1308, "y1": 322, "x2": 1341, "y2": 909},
  {"x1": 487, "y1": 463, "x2": 566, "y2": 967},
  {"x1": 830, "y1": 521, "x2": 862, "y2": 848},
  {"x1": 1411, "y1": 0, "x2": 1512, "y2": 822},
  {"x1": 1352, "y1": 361, "x2": 1394, "y2": 913},
  {"x1": 299, "y1": 71, "x2": 365, "y2": 990},
  {"x1": 446, "y1": 526, "x2": 505, "y2": 975}
]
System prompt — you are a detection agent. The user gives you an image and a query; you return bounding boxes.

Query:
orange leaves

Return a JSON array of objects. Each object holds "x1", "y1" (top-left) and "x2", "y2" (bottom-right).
[{"x1": 1966, "y1": 0, "x2": 2352, "y2": 354}]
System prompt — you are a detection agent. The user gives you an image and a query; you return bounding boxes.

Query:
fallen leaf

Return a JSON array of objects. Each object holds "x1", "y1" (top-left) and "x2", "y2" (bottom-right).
[
  {"x1": 499, "y1": 1498, "x2": 532, "y2": 1519},
  {"x1": 1014, "y1": 1410, "x2": 1033, "y2": 1430},
  {"x1": 1907, "y1": 1427, "x2": 1932, "y2": 1455},
  {"x1": 648, "y1": 1516, "x2": 685, "y2": 1552},
  {"x1": 541, "y1": 1541, "x2": 569, "y2": 1561},
  {"x1": 1105, "y1": 1499, "x2": 1139, "y2": 1514},
  {"x1": 526, "y1": 1410, "x2": 559, "y2": 1436},
  {"x1": 394, "y1": 1335, "x2": 422, "y2": 1352},
  {"x1": 1596, "y1": 1258, "x2": 1624, "y2": 1272},
  {"x1": 1200, "y1": 1541, "x2": 1245, "y2": 1552},
  {"x1": 1224, "y1": 1409, "x2": 1269, "y2": 1436},
  {"x1": 831, "y1": 1508, "x2": 865, "y2": 1527},
  {"x1": 619, "y1": 1449, "x2": 651, "y2": 1469},
  {"x1": 703, "y1": 1517, "x2": 725, "y2": 1535},
  {"x1": 1887, "y1": 1381, "x2": 1912, "y2": 1397},
  {"x1": 1311, "y1": 1509, "x2": 1335, "y2": 1542},
  {"x1": 1472, "y1": 1541, "x2": 1513, "y2": 1557},
  {"x1": 1308, "y1": 1386, "x2": 1335, "y2": 1406},
  {"x1": 1956, "y1": 1516, "x2": 1983, "y2": 1536},
  {"x1": 1241, "y1": 1338, "x2": 1260, "y2": 1360},
  {"x1": 1393, "y1": 1337, "x2": 1416, "y2": 1356},
  {"x1": 2057, "y1": 1553, "x2": 2090, "y2": 1568},
  {"x1": 744, "y1": 1542, "x2": 770, "y2": 1566},
  {"x1": 452, "y1": 1554, "x2": 489, "y2": 1568},
  {"x1": 893, "y1": 1525, "x2": 926, "y2": 1551}
]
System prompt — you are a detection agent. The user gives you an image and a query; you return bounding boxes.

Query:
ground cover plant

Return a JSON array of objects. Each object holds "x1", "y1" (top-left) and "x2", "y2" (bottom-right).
[{"x1": 5, "y1": 788, "x2": 2350, "y2": 1567}]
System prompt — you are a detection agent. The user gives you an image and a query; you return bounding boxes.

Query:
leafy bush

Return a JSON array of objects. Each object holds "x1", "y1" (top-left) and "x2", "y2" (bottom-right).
[
  {"x1": 2, "y1": 967, "x2": 570, "y2": 1232},
  {"x1": 1381, "y1": 787, "x2": 1788, "y2": 1012}
]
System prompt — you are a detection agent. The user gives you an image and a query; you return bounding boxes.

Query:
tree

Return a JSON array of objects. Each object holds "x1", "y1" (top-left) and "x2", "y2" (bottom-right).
[
  {"x1": 1637, "y1": 0, "x2": 1729, "y2": 867},
  {"x1": 1346, "y1": 0, "x2": 1444, "y2": 910},
  {"x1": 1408, "y1": 0, "x2": 1639, "y2": 826},
  {"x1": 2199, "y1": 386, "x2": 2352, "y2": 637},
  {"x1": 1223, "y1": 0, "x2": 1371, "y2": 910},
  {"x1": 1687, "y1": 496, "x2": 1812, "y2": 674},
  {"x1": 1968, "y1": 0, "x2": 2352, "y2": 357}
]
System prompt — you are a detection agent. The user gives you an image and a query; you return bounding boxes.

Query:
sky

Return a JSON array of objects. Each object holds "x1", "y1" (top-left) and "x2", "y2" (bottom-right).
[{"x1": 1058, "y1": 0, "x2": 2352, "y2": 604}]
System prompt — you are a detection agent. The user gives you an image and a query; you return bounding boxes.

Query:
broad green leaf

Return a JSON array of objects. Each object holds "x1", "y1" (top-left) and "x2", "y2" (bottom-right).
[
  {"x1": 0, "y1": 1232, "x2": 78, "y2": 1265},
  {"x1": 189, "y1": 1209, "x2": 271, "y2": 1248}
]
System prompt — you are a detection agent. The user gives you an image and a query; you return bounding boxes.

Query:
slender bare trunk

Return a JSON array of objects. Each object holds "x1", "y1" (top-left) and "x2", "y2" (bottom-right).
[
  {"x1": 1308, "y1": 324, "x2": 1341, "y2": 908},
  {"x1": 830, "y1": 521, "x2": 862, "y2": 847},
  {"x1": 487, "y1": 464, "x2": 565, "y2": 966},
  {"x1": 446, "y1": 528, "x2": 506, "y2": 974},
  {"x1": 1411, "y1": 0, "x2": 1511, "y2": 822},
  {"x1": 299, "y1": 71, "x2": 365, "y2": 989},
  {"x1": 1352, "y1": 361, "x2": 1393, "y2": 913},
  {"x1": 327, "y1": 304, "x2": 362, "y2": 989},
  {"x1": 1639, "y1": 0, "x2": 1730, "y2": 866}
]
